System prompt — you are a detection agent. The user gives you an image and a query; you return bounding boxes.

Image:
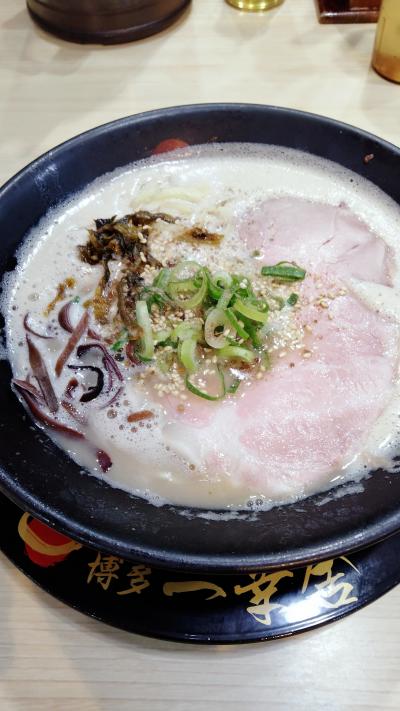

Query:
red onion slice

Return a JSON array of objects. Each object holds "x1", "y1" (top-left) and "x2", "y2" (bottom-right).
[
  {"x1": 24, "y1": 313, "x2": 53, "y2": 339},
  {"x1": 97, "y1": 449, "x2": 112, "y2": 473},
  {"x1": 126, "y1": 342, "x2": 140, "y2": 365},
  {"x1": 58, "y1": 302, "x2": 75, "y2": 333},
  {"x1": 14, "y1": 381, "x2": 110, "y2": 467},
  {"x1": 55, "y1": 310, "x2": 89, "y2": 377},
  {"x1": 67, "y1": 364, "x2": 104, "y2": 403},
  {"x1": 64, "y1": 377, "x2": 79, "y2": 400},
  {"x1": 26, "y1": 335, "x2": 58, "y2": 413},
  {"x1": 12, "y1": 379, "x2": 45, "y2": 406},
  {"x1": 61, "y1": 399, "x2": 88, "y2": 426},
  {"x1": 77, "y1": 342, "x2": 123, "y2": 390},
  {"x1": 99, "y1": 385, "x2": 124, "y2": 410},
  {"x1": 87, "y1": 328, "x2": 101, "y2": 340},
  {"x1": 14, "y1": 382, "x2": 84, "y2": 439}
]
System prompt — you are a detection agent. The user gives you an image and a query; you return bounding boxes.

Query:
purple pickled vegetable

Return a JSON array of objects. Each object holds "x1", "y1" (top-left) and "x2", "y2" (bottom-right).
[
  {"x1": 61, "y1": 399, "x2": 88, "y2": 426},
  {"x1": 126, "y1": 341, "x2": 140, "y2": 365},
  {"x1": 67, "y1": 364, "x2": 104, "y2": 403},
  {"x1": 87, "y1": 328, "x2": 101, "y2": 340},
  {"x1": 12, "y1": 379, "x2": 45, "y2": 406},
  {"x1": 99, "y1": 385, "x2": 124, "y2": 410},
  {"x1": 23, "y1": 313, "x2": 53, "y2": 340},
  {"x1": 76, "y1": 342, "x2": 123, "y2": 392},
  {"x1": 13, "y1": 381, "x2": 84, "y2": 439},
  {"x1": 55, "y1": 310, "x2": 89, "y2": 377},
  {"x1": 58, "y1": 302, "x2": 75, "y2": 333},
  {"x1": 26, "y1": 335, "x2": 58, "y2": 413},
  {"x1": 97, "y1": 449, "x2": 112, "y2": 473},
  {"x1": 64, "y1": 377, "x2": 79, "y2": 400}
]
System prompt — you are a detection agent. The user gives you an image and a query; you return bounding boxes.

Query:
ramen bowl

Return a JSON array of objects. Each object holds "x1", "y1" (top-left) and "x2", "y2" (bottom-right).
[{"x1": 1, "y1": 104, "x2": 400, "y2": 573}]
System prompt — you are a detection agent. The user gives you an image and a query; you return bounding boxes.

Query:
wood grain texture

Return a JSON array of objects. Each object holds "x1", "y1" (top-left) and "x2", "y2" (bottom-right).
[{"x1": 1, "y1": 0, "x2": 400, "y2": 708}]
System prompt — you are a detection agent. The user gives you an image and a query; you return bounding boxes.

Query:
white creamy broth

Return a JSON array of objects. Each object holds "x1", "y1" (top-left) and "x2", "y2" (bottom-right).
[{"x1": 3, "y1": 143, "x2": 400, "y2": 511}]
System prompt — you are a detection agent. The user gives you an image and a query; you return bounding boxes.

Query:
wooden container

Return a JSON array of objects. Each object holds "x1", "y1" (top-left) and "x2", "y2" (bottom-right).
[
  {"x1": 316, "y1": 0, "x2": 381, "y2": 23},
  {"x1": 26, "y1": 0, "x2": 191, "y2": 44}
]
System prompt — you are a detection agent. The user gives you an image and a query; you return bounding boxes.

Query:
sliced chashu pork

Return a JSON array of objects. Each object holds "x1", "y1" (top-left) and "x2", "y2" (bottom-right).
[
  {"x1": 243, "y1": 196, "x2": 393, "y2": 285},
  {"x1": 159, "y1": 198, "x2": 399, "y2": 507}
]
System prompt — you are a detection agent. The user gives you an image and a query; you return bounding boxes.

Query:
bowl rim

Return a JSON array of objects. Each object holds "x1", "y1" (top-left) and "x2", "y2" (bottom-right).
[{"x1": 2, "y1": 102, "x2": 400, "y2": 573}]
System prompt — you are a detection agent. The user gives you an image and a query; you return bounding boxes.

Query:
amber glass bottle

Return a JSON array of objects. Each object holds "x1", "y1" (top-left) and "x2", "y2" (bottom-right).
[
  {"x1": 372, "y1": 0, "x2": 400, "y2": 83},
  {"x1": 26, "y1": 0, "x2": 191, "y2": 44}
]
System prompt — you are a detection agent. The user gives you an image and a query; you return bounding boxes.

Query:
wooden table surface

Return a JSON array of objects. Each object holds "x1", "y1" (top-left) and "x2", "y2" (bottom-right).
[{"x1": 1, "y1": 0, "x2": 400, "y2": 709}]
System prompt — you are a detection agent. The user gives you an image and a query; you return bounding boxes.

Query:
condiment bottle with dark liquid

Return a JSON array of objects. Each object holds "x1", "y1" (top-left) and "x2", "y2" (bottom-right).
[
  {"x1": 372, "y1": 0, "x2": 400, "y2": 83},
  {"x1": 26, "y1": 0, "x2": 191, "y2": 44}
]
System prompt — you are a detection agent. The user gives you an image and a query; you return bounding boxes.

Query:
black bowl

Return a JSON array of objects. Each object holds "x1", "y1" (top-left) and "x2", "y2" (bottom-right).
[{"x1": 1, "y1": 104, "x2": 400, "y2": 573}]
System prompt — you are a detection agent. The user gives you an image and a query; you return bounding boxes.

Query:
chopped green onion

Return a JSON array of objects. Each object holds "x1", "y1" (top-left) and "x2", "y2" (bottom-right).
[
  {"x1": 204, "y1": 307, "x2": 231, "y2": 348},
  {"x1": 287, "y1": 292, "x2": 299, "y2": 306},
  {"x1": 261, "y1": 262, "x2": 306, "y2": 282},
  {"x1": 214, "y1": 271, "x2": 232, "y2": 289},
  {"x1": 179, "y1": 338, "x2": 198, "y2": 374},
  {"x1": 185, "y1": 368, "x2": 226, "y2": 401},
  {"x1": 206, "y1": 273, "x2": 223, "y2": 301},
  {"x1": 217, "y1": 289, "x2": 233, "y2": 310},
  {"x1": 136, "y1": 300, "x2": 154, "y2": 359},
  {"x1": 261, "y1": 351, "x2": 271, "y2": 370},
  {"x1": 245, "y1": 322, "x2": 264, "y2": 349},
  {"x1": 141, "y1": 286, "x2": 172, "y2": 310},
  {"x1": 205, "y1": 270, "x2": 233, "y2": 303},
  {"x1": 167, "y1": 278, "x2": 197, "y2": 297},
  {"x1": 226, "y1": 378, "x2": 241, "y2": 394},
  {"x1": 136, "y1": 353, "x2": 154, "y2": 363},
  {"x1": 72, "y1": 295, "x2": 80, "y2": 304},
  {"x1": 153, "y1": 329, "x2": 171, "y2": 345},
  {"x1": 172, "y1": 321, "x2": 203, "y2": 341},
  {"x1": 111, "y1": 328, "x2": 129, "y2": 352},
  {"x1": 231, "y1": 275, "x2": 254, "y2": 300},
  {"x1": 156, "y1": 351, "x2": 174, "y2": 374},
  {"x1": 234, "y1": 298, "x2": 269, "y2": 325},
  {"x1": 225, "y1": 308, "x2": 249, "y2": 339},
  {"x1": 153, "y1": 268, "x2": 171, "y2": 290},
  {"x1": 217, "y1": 345, "x2": 256, "y2": 364},
  {"x1": 119, "y1": 257, "x2": 302, "y2": 400},
  {"x1": 169, "y1": 270, "x2": 208, "y2": 310}
]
